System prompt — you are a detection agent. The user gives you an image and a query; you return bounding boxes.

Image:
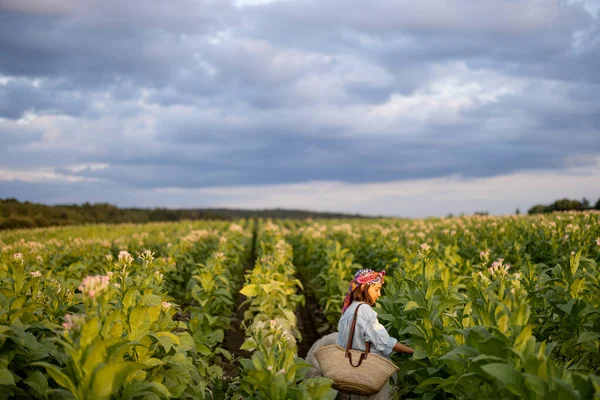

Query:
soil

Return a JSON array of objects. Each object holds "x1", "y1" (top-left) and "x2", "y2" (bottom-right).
[
  {"x1": 295, "y1": 287, "x2": 333, "y2": 359},
  {"x1": 221, "y1": 222, "x2": 258, "y2": 378}
]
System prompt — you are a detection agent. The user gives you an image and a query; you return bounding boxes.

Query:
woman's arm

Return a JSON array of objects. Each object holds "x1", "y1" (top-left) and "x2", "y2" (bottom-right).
[{"x1": 393, "y1": 341, "x2": 414, "y2": 354}]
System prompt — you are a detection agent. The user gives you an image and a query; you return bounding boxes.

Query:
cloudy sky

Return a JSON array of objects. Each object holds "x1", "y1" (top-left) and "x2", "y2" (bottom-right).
[{"x1": 1, "y1": 0, "x2": 599, "y2": 217}]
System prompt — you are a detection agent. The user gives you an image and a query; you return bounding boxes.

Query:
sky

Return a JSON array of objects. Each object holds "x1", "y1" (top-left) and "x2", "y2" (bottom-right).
[{"x1": 0, "y1": 0, "x2": 599, "y2": 218}]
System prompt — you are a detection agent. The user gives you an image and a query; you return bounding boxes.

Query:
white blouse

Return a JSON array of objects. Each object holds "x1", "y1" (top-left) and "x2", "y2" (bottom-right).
[{"x1": 337, "y1": 301, "x2": 397, "y2": 358}]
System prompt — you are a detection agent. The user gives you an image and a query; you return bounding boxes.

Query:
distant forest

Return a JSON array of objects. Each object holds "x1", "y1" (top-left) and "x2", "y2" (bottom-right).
[
  {"x1": 527, "y1": 197, "x2": 600, "y2": 214},
  {"x1": 0, "y1": 198, "x2": 373, "y2": 230},
  {"x1": 2, "y1": 196, "x2": 599, "y2": 231}
]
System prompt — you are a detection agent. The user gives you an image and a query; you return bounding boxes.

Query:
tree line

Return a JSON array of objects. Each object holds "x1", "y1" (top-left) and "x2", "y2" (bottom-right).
[
  {"x1": 528, "y1": 197, "x2": 600, "y2": 214},
  {"x1": 0, "y1": 198, "x2": 372, "y2": 230}
]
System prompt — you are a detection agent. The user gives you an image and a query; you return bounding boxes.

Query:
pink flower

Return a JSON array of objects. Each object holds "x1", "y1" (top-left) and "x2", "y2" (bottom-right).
[
  {"x1": 596, "y1": 237, "x2": 600, "y2": 246},
  {"x1": 30, "y1": 271, "x2": 42, "y2": 278},
  {"x1": 62, "y1": 314, "x2": 84, "y2": 332},
  {"x1": 78, "y1": 275, "x2": 110, "y2": 299}
]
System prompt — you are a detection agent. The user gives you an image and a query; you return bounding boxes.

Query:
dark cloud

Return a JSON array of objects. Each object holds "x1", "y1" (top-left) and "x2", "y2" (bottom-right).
[{"x1": 0, "y1": 0, "x2": 599, "y2": 213}]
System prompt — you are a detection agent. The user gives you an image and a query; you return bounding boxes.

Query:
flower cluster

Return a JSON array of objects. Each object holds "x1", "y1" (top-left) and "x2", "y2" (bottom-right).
[
  {"x1": 139, "y1": 249, "x2": 155, "y2": 267},
  {"x1": 118, "y1": 250, "x2": 134, "y2": 267},
  {"x1": 229, "y1": 223, "x2": 244, "y2": 233},
  {"x1": 489, "y1": 258, "x2": 511, "y2": 276},
  {"x1": 418, "y1": 242, "x2": 431, "y2": 259},
  {"x1": 182, "y1": 229, "x2": 212, "y2": 243},
  {"x1": 479, "y1": 250, "x2": 490, "y2": 263},
  {"x1": 78, "y1": 275, "x2": 111, "y2": 299},
  {"x1": 12, "y1": 252, "x2": 24, "y2": 264},
  {"x1": 62, "y1": 313, "x2": 85, "y2": 332}
]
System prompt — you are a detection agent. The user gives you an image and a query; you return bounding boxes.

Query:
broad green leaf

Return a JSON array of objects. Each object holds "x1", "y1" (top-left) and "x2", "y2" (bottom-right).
[
  {"x1": 481, "y1": 363, "x2": 525, "y2": 397},
  {"x1": 577, "y1": 331, "x2": 600, "y2": 345},
  {"x1": 570, "y1": 278, "x2": 585, "y2": 298},
  {"x1": 0, "y1": 367, "x2": 15, "y2": 386},
  {"x1": 240, "y1": 284, "x2": 258, "y2": 297},
  {"x1": 29, "y1": 362, "x2": 77, "y2": 394},
  {"x1": 91, "y1": 361, "x2": 145, "y2": 399},
  {"x1": 404, "y1": 301, "x2": 422, "y2": 311}
]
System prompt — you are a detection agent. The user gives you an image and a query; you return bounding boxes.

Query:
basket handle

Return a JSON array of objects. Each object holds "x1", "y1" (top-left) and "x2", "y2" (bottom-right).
[{"x1": 345, "y1": 303, "x2": 372, "y2": 367}]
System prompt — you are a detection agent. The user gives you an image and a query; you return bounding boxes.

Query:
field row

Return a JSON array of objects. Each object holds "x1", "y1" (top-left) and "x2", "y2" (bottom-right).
[{"x1": 1, "y1": 212, "x2": 599, "y2": 399}]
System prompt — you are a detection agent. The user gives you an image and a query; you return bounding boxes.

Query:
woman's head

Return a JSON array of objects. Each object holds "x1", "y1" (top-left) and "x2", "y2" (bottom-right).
[
  {"x1": 342, "y1": 269, "x2": 386, "y2": 314},
  {"x1": 351, "y1": 281, "x2": 382, "y2": 305}
]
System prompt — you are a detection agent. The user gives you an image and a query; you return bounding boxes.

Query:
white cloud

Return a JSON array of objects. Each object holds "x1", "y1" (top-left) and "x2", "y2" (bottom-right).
[
  {"x1": 62, "y1": 163, "x2": 110, "y2": 173},
  {"x1": 141, "y1": 158, "x2": 600, "y2": 217},
  {"x1": 0, "y1": 167, "x2": 104, "y2": 183}
]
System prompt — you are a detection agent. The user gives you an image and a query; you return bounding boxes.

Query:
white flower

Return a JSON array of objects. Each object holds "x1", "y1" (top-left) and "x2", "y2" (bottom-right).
[
  {"x1": 155, "y1": 270, "x2": 164, "y2": 283},
  {"x1": 30, "y1": 271, "x2": 42, "y2": 278},
  {"x1": 12, "y1": 253, "x2": 24, "y2": 262},
  {"x1": 118, "y1": 251, "x2": 134, "y2": 266},
  {"x1": 161, "y1": 301, "x2": 172, "y2": 311}
]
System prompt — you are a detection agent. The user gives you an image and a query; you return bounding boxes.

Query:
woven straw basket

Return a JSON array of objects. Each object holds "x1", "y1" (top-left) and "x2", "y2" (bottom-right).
[
  {"x1": 314, "y1": 303, "x2": 399, "y2": 396},
  {"x1": 315, "y1": 344, "x2": 399, "y2": 395}
]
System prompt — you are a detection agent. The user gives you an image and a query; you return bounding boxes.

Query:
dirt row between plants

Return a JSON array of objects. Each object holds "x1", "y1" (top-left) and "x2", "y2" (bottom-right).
[{"x1": 221, "y1": 220, "x2": 258, "y2": 378}]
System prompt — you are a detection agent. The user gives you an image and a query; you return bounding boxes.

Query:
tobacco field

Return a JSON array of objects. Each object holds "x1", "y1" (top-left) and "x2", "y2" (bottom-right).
[{"x1": 1, "y1": 212, "x2": 599, "y2": 399}]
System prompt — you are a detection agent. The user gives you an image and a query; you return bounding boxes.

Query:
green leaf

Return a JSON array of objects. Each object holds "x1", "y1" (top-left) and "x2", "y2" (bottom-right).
[
  {"x1": 513, "y1": 325, "x2": 534, "y2": 354},
  {"x1": 29, "y1": 362, "x2": 77, "y2": 394},
  {"x1": 411, "y1": 347, "x2": 429, "y2": 360},
  {"x1": 570, "y1": 278, "x2": 585, "y2": 299},
  {"x1": 570, "y1": 250, "x2": 582, "y2": 275},
  {"x1": 404, "y1": 301, "x2": 422, "y2": 311},
  {"x1": 481, "y1": 363, "x2": 525, "y2": 397},
  {"x1": 417, "y1": 377, "x2": 444, "y2": 388},
  {"x1": 240, "y1": 284, "x2": 258, "y2": 298},
  {"x1": 0, "y1": 368, "x2": 15, "y2": 386},
  {"x1": 91, "y1": 361, "x2": 145, "y2": 399},
  {"x1": 197, "y1": 344, "x2": 211, "y2": 356},
  {"x1": 513, "y1": 304, "x2": 530, "y2": 327},
  {"x1": 80, "y1": 317, "x2": 102, "y2": 350},
  {"x1": 557, "y1": 300, "x2": 574, "y2": 315},
  {"x1": 577, "y1": 331, "x2": 600, "y2": 345},
  {"x1": 23, "y1": 370, "x2": 49, "y2": 396}
]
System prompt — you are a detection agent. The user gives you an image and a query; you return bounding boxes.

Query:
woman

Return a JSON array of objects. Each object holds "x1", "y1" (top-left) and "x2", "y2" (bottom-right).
[{"x1": 307, "y1": 269, "x2": 414, "y2": 400}]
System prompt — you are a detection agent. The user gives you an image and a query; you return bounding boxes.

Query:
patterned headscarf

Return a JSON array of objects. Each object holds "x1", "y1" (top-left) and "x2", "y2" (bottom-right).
[{"x1": 341, "y1": 269, "x2": 386, "y2": 314}]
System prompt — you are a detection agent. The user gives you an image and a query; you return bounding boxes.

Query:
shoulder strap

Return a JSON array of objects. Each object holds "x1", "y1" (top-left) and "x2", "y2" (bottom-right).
[{"x1": 344, "y1": 303, "x2": 371, "y2": 367}]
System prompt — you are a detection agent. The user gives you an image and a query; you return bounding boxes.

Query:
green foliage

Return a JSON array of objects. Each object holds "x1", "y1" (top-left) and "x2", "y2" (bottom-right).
[
  {"x1": 282, "y1": 212, "x2": 600, "y2": 399},
  {"x1": 0, "y1": 220, "x2": 254, "y2": 399},
  {"x1": 236, "y1": 221, "x2": 336, "y2": 399}
]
